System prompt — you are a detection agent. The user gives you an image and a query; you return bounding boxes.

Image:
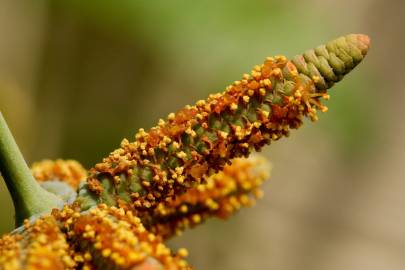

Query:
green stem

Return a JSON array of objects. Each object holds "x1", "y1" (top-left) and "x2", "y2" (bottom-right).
[{"x1": 0, "y1": 111, "x2": 63, "y2": 226}]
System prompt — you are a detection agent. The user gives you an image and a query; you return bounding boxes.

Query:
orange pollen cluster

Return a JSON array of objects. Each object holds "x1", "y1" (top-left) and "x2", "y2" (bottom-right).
[
  {"x1": 144, "y1": 157, "x2": 270, "y2": 239},
  {"x1": 31, "y1": 159, "x2": 87, "y2": 189},
  {"x1": 54, "y1": 204, "x2": 192, "y2": 270},
  {"x1": 82, "y1": 55, "x2": 327, "y2": 214},
  {"x1": 0, "y1": 216, "x2": 76, "y2": 270}
]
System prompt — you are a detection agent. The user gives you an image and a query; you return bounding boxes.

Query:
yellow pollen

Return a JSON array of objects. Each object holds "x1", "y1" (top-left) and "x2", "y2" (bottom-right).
[
  {"x1": 172, "y1": 142, "x2": 180, "y2": 149},
  {"x1": 177, "y1": 176, "x2": 185, "y2": 184},
  {"x1": 175, "y1": 167, "x2": 184, "y2": 175},
  {"x1": 260, "y1": 110, "x2": 270, "y2": 118},
  {"x1": 102, "y1": 248, "x2": 112, "y2": 257},
  {"x1": 177, "y1": 248, "x2": 189, "y2": 258},
  {"x1": 180, "y1": 205, "x2": 188, "y2": 213},
  {"x1": 177, "y1": 151, "x2": 187, "y2": 159},
  {"x1": 163, "y1": 136, "x2": 171, "y2": 144},
  {"x1": 192, "y1": 214, "x2": 201, "y2": 223},
  {"x1": 241, "y1": 143, "x2": 249, "y2": 148},
  {"x1": 275, "y1": 55, "x2": 287, "y2": 62},
  {"x1": 272, "y1": 68, "x2": 282, "y2": 76},
  {"x1": 196, "y1": 100, "x2": 206, "y2": 106},
  {"x1": 168, "y1": 113, "x2": 175, "y2": 120},
  {"x1": 253, "y1": 122, "x2": 261, "y2": 128},
  {"x1": 230, "y1": 103, "x2": 238, "y2": 111},
  {"x1": 219, "y1": 131, "x2": 228, "y2": 139},
  {"x1": 263, "y1": 79, "x2": 272, "y2": 87}
]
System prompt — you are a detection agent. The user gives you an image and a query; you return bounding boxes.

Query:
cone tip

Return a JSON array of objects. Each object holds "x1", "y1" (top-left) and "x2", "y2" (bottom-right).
[{"x1": 354, "y1": 34, "x2": 371, "y2": 55}]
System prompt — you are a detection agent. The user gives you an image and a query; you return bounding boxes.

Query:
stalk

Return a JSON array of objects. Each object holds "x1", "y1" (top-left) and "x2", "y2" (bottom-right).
[{"x1": 0, "y1": 112, "x2": 63, "y2": 226}]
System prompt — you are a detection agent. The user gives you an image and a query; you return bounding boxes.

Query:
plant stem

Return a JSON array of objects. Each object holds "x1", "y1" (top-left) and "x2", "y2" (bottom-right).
[{"x1": 0, "y1": 111, "x2": 63, "y2": 226}]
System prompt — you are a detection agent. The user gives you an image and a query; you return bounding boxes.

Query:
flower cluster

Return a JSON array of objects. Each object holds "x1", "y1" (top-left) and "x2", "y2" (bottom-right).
[
  {"x1": 0, "y1": 216, "x2": 75, "y2": 270},
  {"x1": 0, "y1": 34, "x2": 370, "y2": 270},
  {"x1": 2, "y1": 156, "x2": 269, "y2": 269},
  {"x1": 78, "y1": 34, "x2": 370, "y2": 215},
  {"x1": 145, "y1": 156, "x2": 270, "y2": 239},
  {"x1": 31, "y1": 159, "x2": 87, "y2": 190},
  {"x1": 55, "y1": 204, "x2": 191, "y2": 270},
  {"x1": 0, "y1": 204, "x2": 192, "y2": 270}
]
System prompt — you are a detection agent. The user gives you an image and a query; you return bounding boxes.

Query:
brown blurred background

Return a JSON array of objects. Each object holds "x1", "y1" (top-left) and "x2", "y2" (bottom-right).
[{"x1": 1, "y1": 0, "x2": 404, "y2": 269}]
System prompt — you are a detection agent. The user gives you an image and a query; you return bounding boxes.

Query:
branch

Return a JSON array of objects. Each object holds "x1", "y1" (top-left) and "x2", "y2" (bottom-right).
[{"x1": 0, "y1": 112, "x2": 63, "y2": 226}]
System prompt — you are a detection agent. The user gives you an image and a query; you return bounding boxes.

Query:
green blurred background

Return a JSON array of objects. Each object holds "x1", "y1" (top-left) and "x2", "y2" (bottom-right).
[{"x1": 1, "y1": 0, "x2": 404, "y2": 269}]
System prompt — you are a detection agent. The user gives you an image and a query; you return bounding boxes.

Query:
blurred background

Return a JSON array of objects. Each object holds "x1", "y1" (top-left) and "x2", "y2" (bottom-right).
[{"x1": 1, "y1": 0, "x2": 404, "y2": 269}]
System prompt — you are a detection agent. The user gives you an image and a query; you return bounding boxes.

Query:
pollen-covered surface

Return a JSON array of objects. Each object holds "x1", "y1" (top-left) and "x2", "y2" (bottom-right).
[
  {"x1": 0, "y1": 216, "x2": 76, "y2": 270},
  {"x1": 54, "y1": 204, "x2": 192, "y2": 270},
  {"x1": 79, "y1": 34, "x2": 369, "y2": 214},
  {"x1": 32, "y1": 159, "x2": 87, "y2": 190},
  {"x1": 0, "y1": 234, "x2": 21, "y2": 270},
  {"x1": 144, "y1": 157, "x2": 270, "y2": 239}
]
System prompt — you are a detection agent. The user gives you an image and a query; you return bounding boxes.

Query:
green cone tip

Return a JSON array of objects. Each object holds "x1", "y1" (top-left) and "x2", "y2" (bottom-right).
[{"x1": 292, "y1": 33, "x2": 370, "y2": 91}]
